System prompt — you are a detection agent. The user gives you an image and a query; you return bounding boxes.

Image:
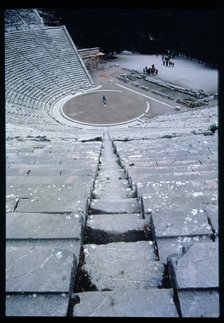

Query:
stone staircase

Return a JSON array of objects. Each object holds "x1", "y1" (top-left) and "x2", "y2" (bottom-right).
[{"x1": 70, "y1": 130, "x2": 179, "y2": 317}]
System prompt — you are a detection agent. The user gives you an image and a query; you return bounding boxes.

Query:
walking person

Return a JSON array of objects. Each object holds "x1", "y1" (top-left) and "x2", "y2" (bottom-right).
[{"x1": 102, "y1": 95, "x2": 107, "y2": 107}]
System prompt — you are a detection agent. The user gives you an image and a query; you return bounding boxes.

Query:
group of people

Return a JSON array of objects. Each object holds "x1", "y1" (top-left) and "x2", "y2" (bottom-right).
[
  {"x1": 161, "y1": 52, "x2": 175, "y2": 67},
  {"x1": 162, "y1": 56, "x2": 175, "y2": 67},
  {"x1": 143, "y1": 64, "x2": 158, "y2": 76}
]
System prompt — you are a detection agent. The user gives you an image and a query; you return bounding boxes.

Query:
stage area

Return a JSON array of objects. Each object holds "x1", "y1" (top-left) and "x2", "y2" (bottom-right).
[{"x1": 61, "y1": 90, "x2": 148, "y2": 125}]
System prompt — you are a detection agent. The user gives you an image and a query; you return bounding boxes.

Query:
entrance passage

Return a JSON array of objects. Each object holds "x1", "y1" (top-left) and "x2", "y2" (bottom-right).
[{"x1": 61, "y1": 90, "x2": 147, "y2": 125}]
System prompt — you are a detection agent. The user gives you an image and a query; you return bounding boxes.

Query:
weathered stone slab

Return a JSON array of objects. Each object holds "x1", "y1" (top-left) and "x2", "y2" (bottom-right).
[
  {"x1": 6, "y1": 240, "x2": 80, "y2": 292},
  {"x1": 156, "y1": 236, "x2": 211, "y2": 264},
  {"x1": 130, "y1": 163, "x2": 216, "y2": 173},
  {"x1": 6, "y1": 164, "x2": 62, "y2": 176},
  {"x1": 61, "y1": 167, "x2": 97, "y2": 176},
  {"x1": 7, "y1": 182, "x2": 92, "y2": 213},
  {"x1": 7, "y1": 165, "x2": 31, "y2": 176},
  {"x1": 6, "y1": 293, "x2": 69, "y2": 316},
  {"x1": 86, "y1": 213, "x2": 148, "y2": 243},
  {"x1": 73, "y1": 288, "x2": 178, "y2": 317},
  {"x1": 6, "y1": 195, "x2": 18, "y2": 213},
  {"x1": 32, "y1": 153, "x2": 100, "y2": 166},
  {"x1": 178, "y1": 289, "x2": 219, "y2": 317},
  {"x1": 136, "y1": 179, "x2": 218, "y2": 196},
  {"x1": 6, "y1": 180, "x2": 92, "y2": 197},
  {"x1": 87, "y1": 213, "x2": 146, "y2": 232},
  {"x1": 32, "y1": 157, "x2": 62, "y2": 165},
  {"x1": 168, "y1": 242, "x2": 219, "y2": 289},
  {"x1": 6, "y1": 175, "x2": 94, "y2": 186},
  {"x1": 83, "y1": 241, "x2": 164, "y2": 290},
  {"x1": 131, "y1": 170, "x2": 217, "y2": 182},
  {"x1": 6, "y1": 212, "x2": 83, "y2": 239},
  {"x1": 142, "y1": 193, "x2": 218, "y2": 214},
  {"x1": 93, "y1": 177, "x2": 134, "y2": 200},
  {"x1": 6, "y1": 146, "x2": 35, "y2": 153},
  {"x1": 150, "y1": 207, "x2": 213, "y2": 238},
  {"x1": 204, "y1": 205, "x2": 219, "y2": 234},
  {"x1": 90, "y1": 199, "x2": 141, "y2": 214},
  {"x1": 156, "y1": 159, "x2": 208, "y2": 166},
  {"x1": 6, "y1": 153, "x2": 36, "y2": 164},
  {"x1": 122, "y1": 160, "x2": 157, "y2": 168},
  {"x1": 14, "y1": 196, "x2": 88, "y2": 213}
]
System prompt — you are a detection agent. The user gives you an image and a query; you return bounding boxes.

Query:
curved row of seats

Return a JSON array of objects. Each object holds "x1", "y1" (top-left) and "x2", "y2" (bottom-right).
[
  {"x1": 111, "y1": 110, "x2": 218, "y2": 316},
  {"x1": 5, "y1": 23, "x2": 94, "y2": 134}
]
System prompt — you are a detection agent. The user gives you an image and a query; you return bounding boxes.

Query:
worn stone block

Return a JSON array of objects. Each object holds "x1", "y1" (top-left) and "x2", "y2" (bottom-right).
[
  {"x1": 6, "y1": 293, "x2": 69, "y2": 317},
  {"x1": 156, "y1": 236, "x2": 211, "y2": 264},
  {"x1": 178, "y1": 289, "x2": 219, "y2": 317},
  {"x1": 6, "y1": 240, "x2": 80, "y2": 292},
  {"x1": 168, "y1": 242, "x2": 219, "y2": 289},
  {"x1": 83, "y1": 241, "x2": 164, "y2": 290},
  {"x1": 6, "y1": 212, "x2": 83, "y2": 239},
  {"x1": 90, "y1": 199, "x2": 141, "y2": 214},
  {"x1": 150, "y1": 207, "x2": 213, "y2": 238},
  {"x1": 73, "y1": 288, "x2": 178, "y2": 317}
]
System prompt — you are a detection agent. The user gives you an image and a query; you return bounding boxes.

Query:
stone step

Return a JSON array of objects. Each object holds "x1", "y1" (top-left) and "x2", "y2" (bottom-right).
[
  {"x1": 86, "y1": 213, "x2": 149, "y2": 244},
  {"x1": 6, "y1": 212, "x2": 83, "y2": 240},
  {"x1": 142, "y1": 190, "x2": 218, "y2": 213},
  {"x1": 177, "y1": 289, "x2": 219, "y2": 317},
  {"x1": 114, "y1": 135, "x2": 217, "y2": 147},
  {"x1": 72, "y1": 288, "x2": 178, "y2": 317},
  {"x1": 6, "y1": 155, "x2": 36, "y2": 164},
  {"x1": 204, "y1": 205, "x2": 218, "y2": 234},
  {"x1": 6, "y1": 175, "x2": 96, "y2": 186},
  {"x1": 121, "y1": 157, "x2": 217, "y2": 168},
  {"x1": 157, "y1": 157, "x2": 217, "y2": 166},
  {"x1": 82, "y1": 241, "x2": 164, "y2": 291},
  {"x1": 115, "y1": 142, "x2": 217, "y2": 153},
  {"x1": 6, "y1": 164, "x2": 97, "y2": 176},
  {"x1": 120, "y1": 155, "x2": 209, "y2": 163},
  {"x1": 40, "y1": 146, "x2": 102, "y2": 154},
  {"x1": 114, "y1": 141, "x2": 216, "y2": 151},
  {"x1": 90, "y1": 198, "x2": 141, "y2": 214},
  {"x1": 118, "y1": 150, "x2": 214, "y2": 160},
  {"x1": 7, "y1": 183, "x2": 91, "y2": 213},
  {"x1": 131, "y1": 170, "x2": 217, "y2": 182},
  {"x1": 149, "y1": 207, "x2": 213, "y2": 239},
  {"x1": 94, "y1": 175, "x2": 128, "y2": 185},
  {"x1": 128, "y1": 163, "x2": 217, "y2": 174},
  {"x1": 167, "y1": 242, "x2": 219, "y2": 289},
  {"x1": 136, "y1": 179, "x2": 218, "y2": 195},
  {"x1": 33, "y1": 158, "x2": 99, "y2": 166},
  {"x1": 155, "y1": 235, "x2": 212, "y2": 264},
  {"x1": 93, "y1": 187, "x2": 136, "y2": 200},
  {"x1": 95, "y1": 168, "x2": 127, "y2": 179},
  {"x1": 6, "y1": 156, "x2": 97, "y2": 166},
  {"x1": 6, "y1": 293, "x2": 69, "y2": 317},
  {"x1": 6, "y1": 240, "x2": 80, "y2": 293},
  {"x1": 93, "y1": 174, "x2": 134, "y2": 199}
]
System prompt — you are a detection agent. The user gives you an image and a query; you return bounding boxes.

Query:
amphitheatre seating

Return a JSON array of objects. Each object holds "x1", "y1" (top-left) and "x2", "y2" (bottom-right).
[
  {"x1": 111, "y1": 106, "x2": 218, "y2": 316},
  {"x1": 109, "y1": 106, "x2": 217, "y2": 140},
  {"x1": 5, "y1": 9, "x2": 219, "y2": 317},
  {"x1": 111, "y1": 106, "x2": 218, "y2": 234},
  {"x1": 5, "y1": 9, "x2": 44, "y2": 31},
  {"x1": 5, "y1": 21, "x2": 97, "y2": 133},
  {"x1": 6, "y1": 135, "x2": 103, "y2": 316},
  {"x1": 5, "y1": 23, "x2": 93, "y2": 118}
]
